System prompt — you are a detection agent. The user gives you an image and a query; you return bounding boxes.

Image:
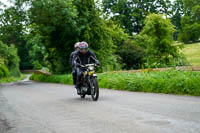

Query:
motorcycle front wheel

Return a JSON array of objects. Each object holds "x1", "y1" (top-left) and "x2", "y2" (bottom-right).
[
  {"x1": 80, "y1": 94, "x2": 85, "y2": 98},
  {"x1": 91, "y1": 77, "x2": 99, "y2": 101}
]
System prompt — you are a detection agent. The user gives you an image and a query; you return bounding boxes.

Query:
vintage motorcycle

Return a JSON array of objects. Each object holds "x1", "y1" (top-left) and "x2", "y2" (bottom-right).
[{"x1": 77, "y1": 63, "x2": 99, "y2": 101}]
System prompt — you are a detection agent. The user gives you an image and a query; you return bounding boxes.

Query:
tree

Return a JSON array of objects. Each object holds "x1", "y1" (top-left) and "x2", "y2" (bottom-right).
[
  {"x1": 0, "y1": 1, "x2": 33, "y2": 70},
  {"x1": 75, "y1": 0, "x2": 123, "y2": 71},
  {"x1": 171, "y1": 0, "x2": 184, "y2": 40},
  {"x1": 102, "y1": 0, "x2": 172, "y2": 34},
  {"x1": 139, "y1": 14, "x2": 179, "y2": 67},
  {"x1": 25, "y1": 30, "x2": 49, "y2": 70},
  {"x1": 0, "y1": 41, "x2": 20, "y2": 77},
  {"x1": 179, "y1": 0, "x2": 200, "y2": 43},
  {"x1": 29, "y1": 0, "x2": 80, "y2": 73}
]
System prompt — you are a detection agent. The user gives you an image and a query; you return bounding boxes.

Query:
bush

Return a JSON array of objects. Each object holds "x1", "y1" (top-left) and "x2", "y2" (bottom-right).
[
  {"x1": 33, "y1": 60, "x2": 43, "y2": 70},
  {"x1": 0, "y1": 41, "x2": 20, "y2": 77},
  {"x1": 30, "y1": 70, "x2": 200, "y2": 96},
  {"x1": 116, "y1": 39, "x2": 145, "y2": 69},
  {"x1": 0, "y1": 65, "x2": 10, "y2": 78}
]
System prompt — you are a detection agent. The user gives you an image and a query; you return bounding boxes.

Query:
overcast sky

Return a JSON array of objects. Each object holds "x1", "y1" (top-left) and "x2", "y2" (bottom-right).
[{"x1": 0, "y1": 0, "x2": 13, "y2": 9}]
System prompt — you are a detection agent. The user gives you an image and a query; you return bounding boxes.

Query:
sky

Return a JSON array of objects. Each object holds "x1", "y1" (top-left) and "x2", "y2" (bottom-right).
[{"x1": 0, "y1": 0, "x2": 13, "y2": 9}]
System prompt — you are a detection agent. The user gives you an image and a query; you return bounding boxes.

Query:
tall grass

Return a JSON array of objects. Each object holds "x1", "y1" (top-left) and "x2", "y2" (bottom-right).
[
  {"x1": 30, "y1": 70, "x2": 200, "y2": 96},
  {"x1": 98, "y1": 70, "x2": 200, "y2": 96}
]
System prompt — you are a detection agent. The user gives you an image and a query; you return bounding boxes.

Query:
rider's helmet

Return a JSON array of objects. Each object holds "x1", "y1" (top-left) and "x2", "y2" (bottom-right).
[
  {"x1": 74, "y1": 42, "x2": 80, "y2": 50},
  {"x1": 79, "y1": 41, "x2": 88, "y2": 54}
]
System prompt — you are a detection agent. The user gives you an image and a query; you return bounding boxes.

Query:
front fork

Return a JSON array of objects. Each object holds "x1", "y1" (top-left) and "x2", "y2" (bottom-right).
[{"x1": 87, "y1": 76, "x2": 93, "y2": 89}]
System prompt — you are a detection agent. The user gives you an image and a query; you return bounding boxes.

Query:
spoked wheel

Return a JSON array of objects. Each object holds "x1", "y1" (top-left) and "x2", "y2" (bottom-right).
[
  {"x1": 91, "y1": 77, "x2": 99, "y2": 101},
  {"x1": 80, "y1": 94, "x2": 86, "y2": 98}
]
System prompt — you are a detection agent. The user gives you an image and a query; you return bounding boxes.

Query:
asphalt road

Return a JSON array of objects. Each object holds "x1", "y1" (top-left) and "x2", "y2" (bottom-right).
[{"x1": 0, "y1": 77, "x2": 200, "y2": 133}]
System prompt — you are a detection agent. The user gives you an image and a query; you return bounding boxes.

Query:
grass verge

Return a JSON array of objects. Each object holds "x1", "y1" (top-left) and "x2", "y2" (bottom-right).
[
  {"x1": 30, "y1": 70, "x2": 200, "y2": 96},
  {"x1": 0, "y1": 74, "x2": 26, "y2": 83},
  {"x1": 182, "y1": 42, "x2": 200, "y2": 66}
]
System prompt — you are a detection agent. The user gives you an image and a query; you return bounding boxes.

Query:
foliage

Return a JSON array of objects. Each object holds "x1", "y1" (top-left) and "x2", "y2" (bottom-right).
[
  {"x1": 30, "y1": 74, "x2": 73, "y2": 85},
  {"x1": 98, "y1": 70, "x2": 200, "y2": 96},
  {"x1": 0, "y1": 0, "x2": 193, "y2": 74},
  {"x1": 102, "y1": 0, "x2": 172, "y2": 34},
  {"x1": 0, "y1": 3, "x2": 32, "y2": 70},
  {"x1": 179, "y1": 0, "x2": 200, "y2": 43},
  {"x1": 116, "y1": 39, "x2": 145, "y2": 69},
  {"x1": 0, "y1": 74, "x2": 26, "y2": 83},
  {"x1": 75, "y1": 0, "x2": 123, "y2": 72},
  {"x1": 171, "y1": 0, "x2": 184, "y2": 40},
  {"x1": 28, "y1": 0, "x2": 80, "y2": 74},
  {"x1": 105, "y1": 20, "x2": 128, "y2": 48},
  {"x1": 179, "y1": 22, "x2": 200, "y2": 43},
  {"x1": 30, "y1": 70, "x2": 200, "y2": 96},
  {"x1": 0, "y1": 64, "x2": 9, "y2": 78},
  {"x1": 25, "y1": 30, "x2": 49, "y2": 70},
  {"x1": 139, "y1": 14, "x2": 181, "y2": 67},
  {"x1": 0, "y1": 41, "x2": 20, "y2": 77}
]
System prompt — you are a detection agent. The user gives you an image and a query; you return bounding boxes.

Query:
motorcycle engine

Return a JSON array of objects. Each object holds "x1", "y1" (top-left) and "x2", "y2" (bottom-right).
[{"x1": 82, "y1": 87, "x2": 88, "y2": 92}]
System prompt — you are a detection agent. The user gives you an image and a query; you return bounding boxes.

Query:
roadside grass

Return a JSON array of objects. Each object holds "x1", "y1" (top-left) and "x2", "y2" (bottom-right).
[
  {"x1": 0, "y1": 74, "x2": 26, "y2": 83},
  {"x1": 182, "y1": 42, "x2": 200, "y2": 66},
  {"x1": 30, "y1": 74, "x2": 73, "y2": 85},
  {"x1": 30, "y1": 70, "x2": 200, "y2": 96}
]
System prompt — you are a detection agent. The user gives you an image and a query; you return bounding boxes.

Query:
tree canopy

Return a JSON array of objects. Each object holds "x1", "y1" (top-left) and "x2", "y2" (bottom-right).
[{"x1": 0, "y1": 0, "x2": 192, "y2": 74}]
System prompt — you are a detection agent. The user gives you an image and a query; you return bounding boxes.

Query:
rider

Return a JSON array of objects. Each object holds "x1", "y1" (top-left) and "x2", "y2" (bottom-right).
[
  {"x1": 73, "y1": 41, "x2": 100, "y2": 94},
  {"x1": 70, "y1": 42, "x2": 80, "y2": 87}
]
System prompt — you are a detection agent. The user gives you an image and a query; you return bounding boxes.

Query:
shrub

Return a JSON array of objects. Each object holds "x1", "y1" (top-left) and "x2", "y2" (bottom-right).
[
  {"x1": 33, "y1": 60, "x2": 43, "y2": 70},
  {"x1": 116, "y1": 39, "x2": 145, "y2": 69},
  {"x1": 0, "y1": 41, "x2": 20, "y2": 77},
  {"x1": 30, "y1": 70, "x2": 200, "y2": 96},
  {"x1": 0, "y1": 64, "x2": 10, "y2": 78}
]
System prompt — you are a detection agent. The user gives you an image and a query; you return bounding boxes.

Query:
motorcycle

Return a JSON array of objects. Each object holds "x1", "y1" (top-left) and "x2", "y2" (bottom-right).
[{"x1": 77, "y1": 63, "x2": 99, "y2": 101}]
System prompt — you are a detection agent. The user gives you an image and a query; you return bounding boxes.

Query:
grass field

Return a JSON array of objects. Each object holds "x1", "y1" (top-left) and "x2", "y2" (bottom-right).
[{"x1": 182, "y1": 42, "x2": 200, "y2": 66}]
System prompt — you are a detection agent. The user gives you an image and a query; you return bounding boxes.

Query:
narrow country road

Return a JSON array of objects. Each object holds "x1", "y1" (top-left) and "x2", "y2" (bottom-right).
[{"x1": 0, "y1": 77, "x2": 200, "y2": 133}]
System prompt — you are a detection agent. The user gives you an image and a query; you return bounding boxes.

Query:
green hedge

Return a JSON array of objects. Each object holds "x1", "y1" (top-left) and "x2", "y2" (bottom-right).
[{"x1": 30, "y1": 70, "x2": 200, "y2": 96}]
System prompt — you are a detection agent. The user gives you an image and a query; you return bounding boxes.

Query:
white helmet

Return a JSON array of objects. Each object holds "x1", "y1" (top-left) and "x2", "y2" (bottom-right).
[{"x1": 74, "y1": 42, "x2": 80, "y2": 49}]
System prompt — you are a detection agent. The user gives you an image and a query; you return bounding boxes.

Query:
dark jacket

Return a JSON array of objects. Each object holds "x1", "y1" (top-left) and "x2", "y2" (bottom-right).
[
  {"x1": 73, "y1": 50, "x2": 99, "y2": 66},
  {"x1": 69, "y1": 51, "x2": 77, "y2": 65}
]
